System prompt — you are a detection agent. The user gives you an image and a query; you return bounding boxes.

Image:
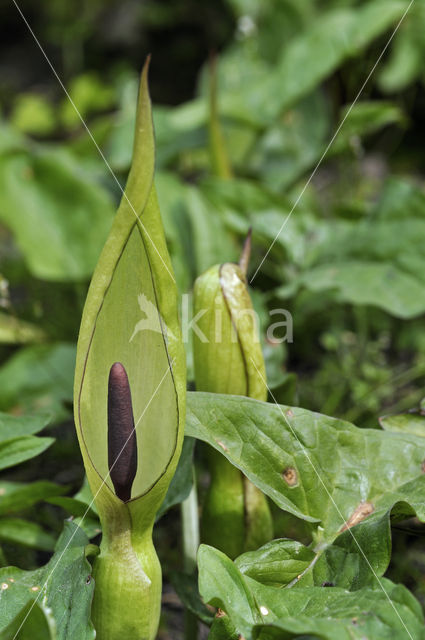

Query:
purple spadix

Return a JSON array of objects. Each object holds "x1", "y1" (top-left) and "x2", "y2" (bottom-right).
[{"x1": 108, "y1": 362, "x2": 137, "y2": 502}]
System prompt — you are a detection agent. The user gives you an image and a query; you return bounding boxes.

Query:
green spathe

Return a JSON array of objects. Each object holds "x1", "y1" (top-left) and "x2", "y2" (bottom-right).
[
  {"x1": 193, "y1": 260, "x2": 266, "y2": 401},
  {"x1": 193, "y1": 246, "x2": 272, "y2": 558},
  {"x1": 73, "y1": 59, "x2": 186, "y2": 639}
]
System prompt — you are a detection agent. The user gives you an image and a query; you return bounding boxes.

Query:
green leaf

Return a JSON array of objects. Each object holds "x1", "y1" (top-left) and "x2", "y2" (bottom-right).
[
  {"x1": 186, "y1": 392, "x2": 425, "y2": 550},
  {"x1": 0, "y1": 481, "x2": 65, "y2": 516},
  {"x1": 198, "y1": 545, "x2": 425, "y2": 640},
  {"x1": 235, "y1": 539, "x2": 315, "y2": 587},
  {"x1": 215, "y1": 1, "x2": 408, "y2": 126},
  {"x1": 378, "y1": 2, "x2": 425, "y2": 92},
  {"x1": 297, "y1": 261, "x2": 425, "y2": 319},
  {"x1": 0, "y1": 344, "x2": 75, "y2": 422},
  {"x1": 330, "y1": 101, "x2": 406, "y2": 155},
  {"x1": 272, "y1": 178, "x2": 425, "y2": 318},
  {"x1": 0, "y1": 312, "x2": 46, "y2": 345},
  {"x1": 0, "y1": 146, "x2": 114, "y2": 280},
  {"x1": 0, "y1": 436, "x2": 54, "y2": 471},
  {"x1": 380, "y1": 412, "x2": 425, "y2": 438},
  {"x1": 208, "y1": 616, "x2": 239, "y2": 639},
  {"x1": 234, "y1": 537, "x2": 388, "y2": 592},
  {"x1": 0, "y1": 412, "x2": 50, "y2": 440},
  {"x1": 0, "y1": 521, "x2": 95, "y2": 640},
  {"x1": 0, "y1": 518, "x2": 56, "y2": 551},
  {"x1": 249, "y1": 91, "x2": 331, "y2": 190}
]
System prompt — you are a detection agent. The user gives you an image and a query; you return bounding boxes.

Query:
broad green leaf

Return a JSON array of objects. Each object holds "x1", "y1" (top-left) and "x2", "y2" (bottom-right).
[
  {"x1": 199, "y1": 545, "x2": 425, "y2": 640},
  {"x1": 249, "y1": 91, "x2": 331, "y2": 190},
  {"x1": 234, "y1": 536, "x2": 390, "y2": 592},
  {"x1": 0, "y1": 344, "x2": 75, "y2": 422},
  {"x1": 0, "y1": 435, "x2": 54, "y2": 471},
  {"x1": 297, "y1": 261, "x2": 425, "y2": 319},
  {"x1": 0, "y1": 481, "x2": 65, "y2": 516},
  {"x1": 378, "y1": 2, "x2": 425, "y2": 92},
  {"x1": 186, "y1": 392, "x2": 425, "y2": 549},
  {"x1": 74, "y1": 60, "x2": 186, "y2": 515},
  {"x1": 0, "y1": 312, "x2": 45, "y2": 344},
  {"x1": 214, "y1": 1, "x2": 408, "y2": 126},
  {"x1": 0, "y1": 521, "x2": 95, "y2": 640},
  {"x1": 250, "y1": 98, "x2": 405, "y2": 191},
  {"x1": 235, "y1": 539, "x2": 315, "y2": 587},
  {"x1": 275, "y1": 1, "x2": 408, "y2": 115},
  {"x1": 1, "y1": 601, "x2": 54, "y2": 640},
  {"x1": 330, "y1": 101, "x2": 406, "y2": 156},
  {"x1": 272, "y1": 178, "x2": 425, "y2": 318},
  {"x1": 0, "y1": 146, "x2": 114, "y2": 280},
  {"x1": 374, "y1": 176, "x2": 425, "y2": 220},
  {"x1": 380, "y1": 412, "x2": 425, "y2": 438},
  {"x1": 0, "y1": 412, "x2": 50, "y2": 440},
  {"x1": 0, "y1": 518, "x2": 56, "y2": 551}
]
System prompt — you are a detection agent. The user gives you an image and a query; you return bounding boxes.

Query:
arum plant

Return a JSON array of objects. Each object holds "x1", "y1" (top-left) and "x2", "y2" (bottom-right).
[
  {"x1": 73, "y1": 59, "x2": 186, "y2": 640},
  {"x1": 192, "y1": 233, "x2": 273, "y2": 559}
]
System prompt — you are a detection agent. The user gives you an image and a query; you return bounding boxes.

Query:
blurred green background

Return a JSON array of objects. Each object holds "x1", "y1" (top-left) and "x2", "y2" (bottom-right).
[{"x1": 2, "y1": 0, "x2": 425, "y2": 633}]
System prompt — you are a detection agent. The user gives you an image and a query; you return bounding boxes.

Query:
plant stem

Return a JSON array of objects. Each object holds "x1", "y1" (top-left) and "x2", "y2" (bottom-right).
[
  {"x1": 182, "y1": 468, "x2": 199, "y2": 573},
  {"x1": 181, "y1": 467, "x2": 199, "y2": 640}
]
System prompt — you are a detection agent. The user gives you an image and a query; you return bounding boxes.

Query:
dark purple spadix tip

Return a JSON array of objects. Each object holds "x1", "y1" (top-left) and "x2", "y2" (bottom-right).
[{"x1": 108, "y1": 362, "x2": 137, "y2": 502}]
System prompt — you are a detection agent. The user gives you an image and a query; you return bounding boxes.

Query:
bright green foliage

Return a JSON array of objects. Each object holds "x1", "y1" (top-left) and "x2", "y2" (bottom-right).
[
  {"x1": 74, "y1": 60, "x2": 186, "y2": 639},
  {"x1": 235, "y1": 539, "x2": 316, "y2": 587},
  {"x1": 0, "y1": 145, "x2": 114, "y2": 281},
  {"x1": 0, "y1": 481, "x2": 65, "y2": 517},
  {"x1": 187, "y1": 392, "x2": 425, "y2": 567},
  {"x1": 2, "y1": 1, "x2": 425, "y2": 637},
  {"x1": 0, "y1": 344, "x2": 75, "y2": 423},
  {"x1": 198, "y1": 545, "x2": 425, "y2": 640},
  {"x1": 0, "y1": 412, "x2": 53, "y2": 472},
  {"x1": 0, "y1": 518, "x2": 56, "y2": 551},
  {"x1": 380, "y1": 411, "x2": 425, "y2": 438},
  {"x1": 208, "y1": 0, "x2": 408, "y2": 126},
  {"x1": 0, "y1": 521, "x2": 95, "y2": 640},
  {"x1": 0, "y1": 413, "x2": 61, "y2": 562}
]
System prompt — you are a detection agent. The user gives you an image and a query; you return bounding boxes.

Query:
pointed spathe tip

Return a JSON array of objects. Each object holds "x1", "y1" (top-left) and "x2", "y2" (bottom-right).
[{"x1": 239, "y1": 228, "x2": 252, "y2": 277}]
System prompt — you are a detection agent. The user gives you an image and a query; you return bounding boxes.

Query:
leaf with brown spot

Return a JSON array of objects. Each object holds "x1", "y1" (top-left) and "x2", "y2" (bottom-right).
[
  {"x1": 339, "y1": 502, "x2": 374, "y2": 532},
  {"x1": 187, "y1": 391, "x2": 425, "y2": 558}
]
